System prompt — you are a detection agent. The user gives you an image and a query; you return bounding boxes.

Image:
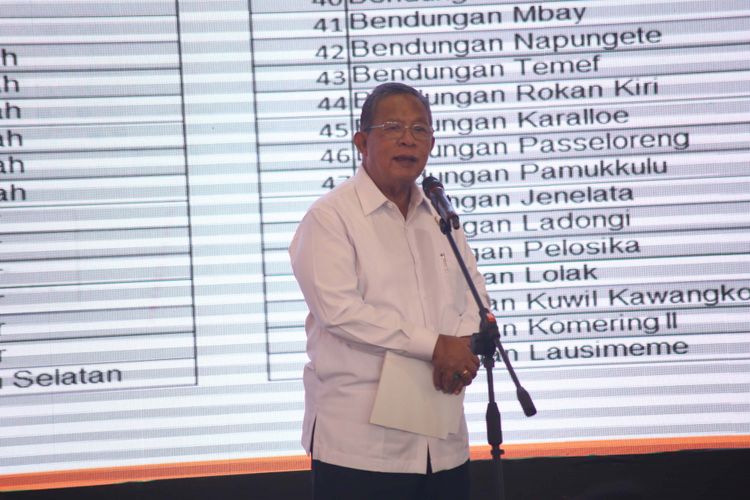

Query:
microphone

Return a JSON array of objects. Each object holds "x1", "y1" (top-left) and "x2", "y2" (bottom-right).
[{"x1": 422, "y1": 176, "x2": 460, "y2": 230}]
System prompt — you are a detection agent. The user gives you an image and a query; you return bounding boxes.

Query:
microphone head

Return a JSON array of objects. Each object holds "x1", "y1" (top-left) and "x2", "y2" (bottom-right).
[{"x1": 421, "y1": 175, "x2": 442, "y2": 195}]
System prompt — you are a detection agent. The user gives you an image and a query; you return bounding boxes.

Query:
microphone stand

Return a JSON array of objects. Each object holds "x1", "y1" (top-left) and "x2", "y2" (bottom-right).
[{"x1": 438, "y1": 218, "x2": 537, "y2": 500}]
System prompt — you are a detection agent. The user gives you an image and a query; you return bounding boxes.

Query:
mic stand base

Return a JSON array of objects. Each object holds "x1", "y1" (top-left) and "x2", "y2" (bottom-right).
[{"x1": 482, "y1": 355, "x2": 506, "y2": 500}]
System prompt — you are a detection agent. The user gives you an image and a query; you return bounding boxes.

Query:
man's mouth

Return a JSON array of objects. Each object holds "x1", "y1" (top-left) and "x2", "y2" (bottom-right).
[{"x1": 393, "y1": 155, "x2": 418, "y2": 163}]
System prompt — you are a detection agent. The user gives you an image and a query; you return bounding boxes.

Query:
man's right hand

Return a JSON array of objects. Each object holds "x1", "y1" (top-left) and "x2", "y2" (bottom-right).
[{"x1": 431, "y1": 334, "x2": 480, "y2": 394}]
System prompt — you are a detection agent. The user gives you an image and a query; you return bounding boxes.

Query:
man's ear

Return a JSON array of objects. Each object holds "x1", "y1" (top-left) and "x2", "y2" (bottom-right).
[{"x1": 353, "y1": 130, "x2": 367, "y2": 159}]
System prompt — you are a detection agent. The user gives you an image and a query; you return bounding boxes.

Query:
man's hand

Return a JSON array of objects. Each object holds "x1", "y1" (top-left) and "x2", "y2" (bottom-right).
[{"x1": 431, "y1": 334, "x2": 480, "y2": 394}]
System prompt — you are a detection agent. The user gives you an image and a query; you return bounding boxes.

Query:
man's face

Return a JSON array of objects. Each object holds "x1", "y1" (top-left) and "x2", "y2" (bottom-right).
[{"x1": 354, "y1": 93, "x2": 435, "y2": 193}]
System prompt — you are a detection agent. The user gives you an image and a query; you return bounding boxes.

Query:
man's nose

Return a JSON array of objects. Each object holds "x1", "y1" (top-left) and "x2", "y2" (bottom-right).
[{"x1": 398, "y1": 128, "x2": 417, "y2": 145}]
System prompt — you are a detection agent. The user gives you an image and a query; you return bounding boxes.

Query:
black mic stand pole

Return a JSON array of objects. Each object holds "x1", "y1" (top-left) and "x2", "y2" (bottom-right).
[{"x1": 438, "y1": 218, "x2": 537, "y2": 500}]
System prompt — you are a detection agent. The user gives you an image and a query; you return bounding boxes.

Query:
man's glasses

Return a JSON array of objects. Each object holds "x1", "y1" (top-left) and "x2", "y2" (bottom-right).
[{"x1": 366, "y1": 121, "x2": 434, "y2": 141}]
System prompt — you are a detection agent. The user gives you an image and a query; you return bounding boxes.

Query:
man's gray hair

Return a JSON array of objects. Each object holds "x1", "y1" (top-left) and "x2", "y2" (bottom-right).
[{"x1": 359, "y1": 82, "x2": 432, "y2": 132}]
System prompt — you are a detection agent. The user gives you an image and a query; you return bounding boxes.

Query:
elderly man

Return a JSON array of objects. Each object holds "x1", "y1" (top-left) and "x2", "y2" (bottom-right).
[{"x1": 289, "y1": 82, "x2": 488, "y2": 500}]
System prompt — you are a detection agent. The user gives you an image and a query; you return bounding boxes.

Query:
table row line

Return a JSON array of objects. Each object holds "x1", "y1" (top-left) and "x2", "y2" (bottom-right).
[
  {"x1": 3, "y1": 170, "x2": 748, "y2": 211},
  {"x1": 1, "y1": 253, "x2": 749, "y2": 305},
  {"x1": 0, "y1": 123, "x2": 748, "y2": 166},
  {"x1": 0, "y1": 148, "x2": 745, "y2": 185},
  {"x1": 0, "y1": 0, "x2": 737, "y2": 17},
  {"x1": 2, "y1": 281, "x2": 748, "y2": 343},
  {"x1": 0, "y1": 332, "x2": 195, "y2": 369},
  {"x1": 1, "y1": 15, "x2": 748, "y2": 60},
  {"x1": 2, "y1": 94, "x2": 749, "y2": 137},
  {"x1": 267, "y1": 331, "x2": 750, "y2": 381},
  {"x1": 2, "y1": 69, "x2": 748, "y2": 108},
  {"x1": 0, "y1": 192, "x2": 750, "y2": 235}
]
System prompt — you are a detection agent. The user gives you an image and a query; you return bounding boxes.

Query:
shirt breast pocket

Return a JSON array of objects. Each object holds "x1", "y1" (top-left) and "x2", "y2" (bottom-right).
[{"x1": 436, "y1": 250, "x2": 470, "y2": 335}]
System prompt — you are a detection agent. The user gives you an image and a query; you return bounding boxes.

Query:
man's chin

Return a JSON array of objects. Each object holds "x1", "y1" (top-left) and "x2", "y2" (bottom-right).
[
  {"x1": 394, "y1": 167, "x2": 425, "y2": 185},
  {"x1": 392, "y1": 158, "x2": 426, "y2": 174}
]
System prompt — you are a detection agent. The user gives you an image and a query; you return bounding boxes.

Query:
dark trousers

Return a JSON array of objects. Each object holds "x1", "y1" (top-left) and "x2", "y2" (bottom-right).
[{"x1": 311, "y1": 459, "x2": 470, "y2": 500}]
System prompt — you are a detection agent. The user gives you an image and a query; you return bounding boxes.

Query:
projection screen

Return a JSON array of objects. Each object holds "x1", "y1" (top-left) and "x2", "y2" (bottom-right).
[{"x1": 1, "y1": 0, "x2": 749, "y2": 491}]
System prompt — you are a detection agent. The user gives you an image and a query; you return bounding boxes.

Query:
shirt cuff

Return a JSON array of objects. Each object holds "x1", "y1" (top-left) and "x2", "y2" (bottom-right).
[{"x1": 407, "y1": 324, "x2": 440, "y2": 362}]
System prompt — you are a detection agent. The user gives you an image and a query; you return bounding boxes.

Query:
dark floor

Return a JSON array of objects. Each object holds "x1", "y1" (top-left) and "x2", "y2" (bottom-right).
[{"x1": 2, "y1": 448, "x2": 748, "y2": 500}]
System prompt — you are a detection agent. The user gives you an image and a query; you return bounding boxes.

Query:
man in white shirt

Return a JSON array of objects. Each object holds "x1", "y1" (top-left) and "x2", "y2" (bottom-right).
[{"x1": 289, "y1": 82, "x2": 489, "y2": 500}]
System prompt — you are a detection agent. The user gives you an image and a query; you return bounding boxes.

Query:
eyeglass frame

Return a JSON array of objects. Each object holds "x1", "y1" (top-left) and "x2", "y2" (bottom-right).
[{"x1": 365, "y1": 121, "x2": 434, "y2": 141}]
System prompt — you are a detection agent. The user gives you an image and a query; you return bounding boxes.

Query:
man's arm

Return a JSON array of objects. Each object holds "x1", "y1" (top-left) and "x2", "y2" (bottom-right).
[{"x1": 290, "y1": 204, "x2": 437, "y2": 361}]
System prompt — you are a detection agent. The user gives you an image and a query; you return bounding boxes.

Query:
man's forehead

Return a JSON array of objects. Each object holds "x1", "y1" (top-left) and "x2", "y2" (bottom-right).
[{"x1": 372, "y1": 93, "x2": 430, "y2": 119}]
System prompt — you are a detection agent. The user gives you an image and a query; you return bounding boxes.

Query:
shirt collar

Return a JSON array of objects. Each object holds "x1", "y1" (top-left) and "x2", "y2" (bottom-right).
[{"x1": 354, "y1": 167, "x2": 431, "y2": 217}]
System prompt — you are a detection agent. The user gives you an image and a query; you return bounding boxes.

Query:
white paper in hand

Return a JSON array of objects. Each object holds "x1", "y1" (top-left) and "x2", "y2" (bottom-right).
[{"x1": 370, "y1": 351, "x2": 463, "y2": 439}]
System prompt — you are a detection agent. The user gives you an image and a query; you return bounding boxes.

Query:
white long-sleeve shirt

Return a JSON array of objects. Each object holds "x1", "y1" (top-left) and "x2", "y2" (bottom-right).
[{"x1": 289, "y1": 167, "x2": 488, "y2": 474}]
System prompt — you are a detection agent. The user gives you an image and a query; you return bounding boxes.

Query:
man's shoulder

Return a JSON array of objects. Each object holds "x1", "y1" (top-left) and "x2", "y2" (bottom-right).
[{"x1": 309, "y1": 175, "x2": 359, "y2": 215}]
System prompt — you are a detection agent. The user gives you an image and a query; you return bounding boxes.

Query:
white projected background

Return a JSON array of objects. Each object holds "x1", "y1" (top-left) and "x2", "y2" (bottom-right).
[{"x1": 1, "y1": 0, "x2": 749, "y2": 489}]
